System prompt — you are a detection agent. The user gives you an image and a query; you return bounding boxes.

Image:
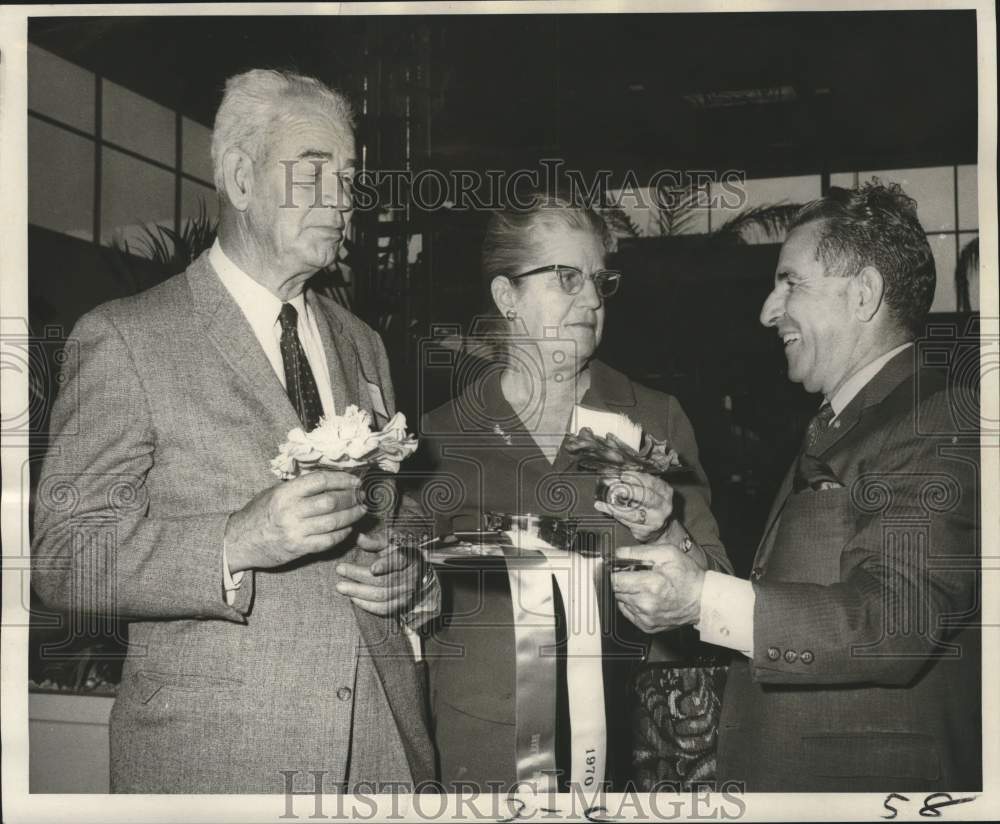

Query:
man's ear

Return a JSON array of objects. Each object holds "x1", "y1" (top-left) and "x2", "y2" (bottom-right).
[
  {"x1": 222, "y1": 148, "x2": 254, "y2": 211},
  {"x1": 854, "y1": 265, "x2": 885, "y2": 322},
  {"x1": 491, "y1": 276, "x2": 517, "y2": 316}
]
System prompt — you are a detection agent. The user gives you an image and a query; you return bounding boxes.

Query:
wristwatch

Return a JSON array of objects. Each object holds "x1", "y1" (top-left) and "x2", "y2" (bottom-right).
[{"x1": 680, "y1": 535, "x2": 693, "y2": 554}]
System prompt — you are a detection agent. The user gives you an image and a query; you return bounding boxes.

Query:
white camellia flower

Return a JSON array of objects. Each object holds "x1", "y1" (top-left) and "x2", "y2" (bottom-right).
[
  {"x1": 373, "y1": 412, "x2": 408, "y2": 443},
  {"x1": 307, "y1": 405, "x2": 379, "y2": 462},
  {"x1": 270, "y1": 404, "x2": 418, "y2": 479}
]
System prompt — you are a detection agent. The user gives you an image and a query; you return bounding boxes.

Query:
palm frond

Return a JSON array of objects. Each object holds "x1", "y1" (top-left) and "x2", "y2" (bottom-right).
[
  {"x1": 712, "y1": 202, "x2": 803, "y2": 244},
  {"x1": 601, "y1": 206, "x2": 644, "y2": 238},
  {"x1": 111, "y1": 198, "x2": 218, "y2": 278},
  {"x1": 650, "y1": 186, "x2": 699, "y2": 237}
]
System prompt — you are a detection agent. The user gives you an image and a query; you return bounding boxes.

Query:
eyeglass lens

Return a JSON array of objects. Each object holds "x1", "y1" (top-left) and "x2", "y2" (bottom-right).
[{"x1": 558, "y1": 267, "x2": 620, "y2": 297}]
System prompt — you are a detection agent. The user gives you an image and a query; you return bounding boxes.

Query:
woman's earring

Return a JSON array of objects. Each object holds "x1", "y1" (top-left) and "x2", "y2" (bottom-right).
[{"x1": 505, "y1": 309, "x2": 517, "y2": 321}]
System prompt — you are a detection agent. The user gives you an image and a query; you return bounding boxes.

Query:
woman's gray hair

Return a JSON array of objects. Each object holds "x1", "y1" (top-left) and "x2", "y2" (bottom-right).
[
  {"x1": 210, "y1": 69, "x2": 355, "y2": 191},
  {"x1": 481, "y1": 193, "x2": 617, "y2": 290}
]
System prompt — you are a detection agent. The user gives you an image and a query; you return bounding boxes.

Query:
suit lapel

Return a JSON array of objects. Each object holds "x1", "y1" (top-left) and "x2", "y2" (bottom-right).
[
  {"x1": 755, "y1": 462, "x2": 797, "y2": 563},
  {"x1": 309, "y1": 290, "x2": 365, "y2": 418},
  {"x1": 755, "y1": 401, "x2": 865, "y2": 564},
  {"x1": 186, "y1": 253, "x2": 301, "y2": 434},
  {"x1": 753, "y1": 347, "x2": 917, "y2": 568}
]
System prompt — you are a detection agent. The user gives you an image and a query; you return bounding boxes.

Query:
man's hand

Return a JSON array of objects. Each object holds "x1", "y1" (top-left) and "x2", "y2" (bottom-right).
[
  {"x1": 611, "y1": 543, "x2": 706, "y2": 633},
  {"x1": 594, "y1": 471, "x2": 673, "y2": 543},
  {"x1": 335, "y1": 529, "x2": 426, "y2": 617},
  {"x1": 225, "y1": 470, "x2": 367, "y2": 573}
]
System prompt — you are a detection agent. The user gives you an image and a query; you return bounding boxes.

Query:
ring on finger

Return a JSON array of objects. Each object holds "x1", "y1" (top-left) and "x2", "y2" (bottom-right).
[{"x1": 636, "y1": 508, "x2": 647, "y2": 525}]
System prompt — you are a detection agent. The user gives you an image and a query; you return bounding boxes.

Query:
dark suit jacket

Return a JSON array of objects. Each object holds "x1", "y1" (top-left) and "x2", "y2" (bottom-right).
[
  {"x1": 418, "y1": 359, "x2": 732, "y2": 788},
  {"x1": 31, "y1": 252, "x2": 435, "y2": 792},
  {"x1": 717, "y1": 347, "x2": 981, "y2": 791}
]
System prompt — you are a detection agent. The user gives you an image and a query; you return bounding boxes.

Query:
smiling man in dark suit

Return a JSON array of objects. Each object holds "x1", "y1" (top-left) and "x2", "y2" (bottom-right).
[
  {"x1": 32, "y1": 69, "x2": 435, "y2": 793},
  {"x1": 612, "y1": 181, "x2": 981, "y2": 791}
]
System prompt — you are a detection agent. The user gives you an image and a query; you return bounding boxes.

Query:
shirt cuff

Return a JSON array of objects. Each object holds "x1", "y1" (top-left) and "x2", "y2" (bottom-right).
[
  {"x1": 695, "y1": 570, "x2": 755, "y2": 657},
  {"x1": 403, "y1": 624, "x2": 423, "y2": 661},
  {"x1": 222, "y1": 542, "x2": 246, "y2": 607}
]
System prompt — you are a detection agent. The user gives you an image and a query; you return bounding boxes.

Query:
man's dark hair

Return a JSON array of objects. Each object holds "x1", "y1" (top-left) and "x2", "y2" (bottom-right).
[{"x1": 791, "y1": 179, "x2": 935, "y2": 336}]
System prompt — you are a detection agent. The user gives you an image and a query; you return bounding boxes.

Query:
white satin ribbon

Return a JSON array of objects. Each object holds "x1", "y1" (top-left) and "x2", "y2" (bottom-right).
[{"x1": 504, "y1": 529, "x2": 607, "y2": 791}]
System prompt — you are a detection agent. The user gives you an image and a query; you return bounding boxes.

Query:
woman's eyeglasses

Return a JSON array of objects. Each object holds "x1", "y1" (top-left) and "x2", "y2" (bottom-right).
[{"x1": 506, "y1": 265, "x2": 622, "y2": 297}]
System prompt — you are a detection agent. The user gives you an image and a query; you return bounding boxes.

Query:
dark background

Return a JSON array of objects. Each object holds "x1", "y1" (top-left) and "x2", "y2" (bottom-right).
[{"x1": 29, "y1": 12, "x2": 977, "y2": 176}]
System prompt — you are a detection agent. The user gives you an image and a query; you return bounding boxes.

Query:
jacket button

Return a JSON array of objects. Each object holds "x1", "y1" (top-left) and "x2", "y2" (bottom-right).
[
  {"x1": 784, "y1": 649, "x2": 798, "y2": 663},
  {"x1": 750, "y1": 567, "x2": 763, "y2": 582},
  {"x1": 766, "y1": 646, "x2": 780, "y2": 661},
  {"x1": 800, "y1": 650, "x2": 814, "y2": 664},
  {"x1": 336, "y1": 687, "x2": 353, "y2": 701}
]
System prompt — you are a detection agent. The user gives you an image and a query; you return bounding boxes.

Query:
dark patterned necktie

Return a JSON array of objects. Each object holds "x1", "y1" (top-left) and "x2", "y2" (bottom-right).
[
  {"x1": 278, "y1": 303, "x2": 324, "y2": 431},
  {"x1": 804, "y1": 400, "x2": 835, "y2": 452}
]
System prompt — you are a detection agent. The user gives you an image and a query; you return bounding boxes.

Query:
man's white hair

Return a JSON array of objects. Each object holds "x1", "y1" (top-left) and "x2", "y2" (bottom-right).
[{"x1": 210, "y1": 68, "x2": 355, "y2": 191}]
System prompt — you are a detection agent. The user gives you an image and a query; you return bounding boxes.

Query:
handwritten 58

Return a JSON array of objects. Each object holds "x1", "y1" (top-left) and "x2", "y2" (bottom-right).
[{"x1": 882, "y1": 792, "x2": 977, "y2": 819}]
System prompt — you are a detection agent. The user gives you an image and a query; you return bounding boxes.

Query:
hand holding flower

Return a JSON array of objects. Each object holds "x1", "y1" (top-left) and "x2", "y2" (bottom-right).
[
  {"x1": 594, "y1": 470, "x2": 674, "y2": 542},
  {"x1": 225, "y1": 469, "x2": 367, "y2": 574}
]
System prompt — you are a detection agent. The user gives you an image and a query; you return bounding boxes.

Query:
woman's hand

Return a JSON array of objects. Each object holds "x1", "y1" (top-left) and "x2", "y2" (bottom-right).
[{"x1": 593, "y1": 471, "x2": 673, "y2": 542}]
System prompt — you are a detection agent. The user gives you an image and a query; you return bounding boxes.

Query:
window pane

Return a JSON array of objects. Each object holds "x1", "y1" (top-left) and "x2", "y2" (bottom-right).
[
  {"x1": 927, "y1": 233, "x2": 957, "y2": 313},
  {"x1": 28, "y1": 118, "x2": 94, "y2": 241},
  {"x1": 866, "y1": 167, "x2": 954, "y2": 232},
  {"x1": 710, "y1": 175, "x2": 820, "y2": 243},
  {"x1": 182, "y1": 117, "x2": 214, "y2": 184},
  {"x1": 102, "y1": 80, "x2": 175, "y2": 167},
  {"x1": 829, "y1": 172, "x2": 856, "y2": 189},
  {"x1": 28, "y1": 45, "x2": 95, "y2": 134},
  {"x1": 956, "y1": 165, "x2": 977, "y2": 231},
  {"x1": 101, "y1": 148, "x2": 175, "y2": 250}
]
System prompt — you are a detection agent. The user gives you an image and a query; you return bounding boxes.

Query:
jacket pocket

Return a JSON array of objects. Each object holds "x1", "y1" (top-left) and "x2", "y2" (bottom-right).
[
  {"x1": 134, "y1": 670, "x2": 244, "y2": 704},
  {"x1": 801, "y1": 732, "x2": 941, "y2": 781}
]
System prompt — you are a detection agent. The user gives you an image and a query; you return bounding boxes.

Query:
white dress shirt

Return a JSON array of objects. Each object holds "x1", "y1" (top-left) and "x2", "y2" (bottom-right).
[
  {"x1": 209, "y1": 240, "x2": 337, "y2": 415},
  {"x1": 696, "y1": 342, "x2": 914, "y2": 656}
]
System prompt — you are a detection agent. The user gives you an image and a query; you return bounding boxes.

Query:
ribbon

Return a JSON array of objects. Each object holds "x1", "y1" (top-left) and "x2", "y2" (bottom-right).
[
  {"x1": 502, "y1": 529, "x2": 608, "y2": 792},
  {"x1": 505, "y1": 548, "x2": 558, "y2": 791}
]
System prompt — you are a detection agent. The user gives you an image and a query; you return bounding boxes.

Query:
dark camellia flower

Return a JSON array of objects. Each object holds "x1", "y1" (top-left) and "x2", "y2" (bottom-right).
[{"x1": 631, "y1": 664, "x2": 728, "y2": 791}]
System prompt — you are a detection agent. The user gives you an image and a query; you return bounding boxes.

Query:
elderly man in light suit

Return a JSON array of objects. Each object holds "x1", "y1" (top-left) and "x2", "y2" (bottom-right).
[
  {"x1": 32, "y1": 69, "x2": 436, "y2": 793},
  {"x1": 612, "y1": 182, "x2": 980, "y2": 791}
]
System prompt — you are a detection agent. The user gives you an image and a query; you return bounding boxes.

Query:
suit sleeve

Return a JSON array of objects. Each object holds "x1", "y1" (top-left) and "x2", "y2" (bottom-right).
[
  {"x1": 665, "y1": 396, "x2": 734, "y2": 575},
  {"x1": 31, "y1": 306, "x2": 251, "y2": 623},
  {"x1": 751, "y1": 389, "x2": 978, "y2": 685}
]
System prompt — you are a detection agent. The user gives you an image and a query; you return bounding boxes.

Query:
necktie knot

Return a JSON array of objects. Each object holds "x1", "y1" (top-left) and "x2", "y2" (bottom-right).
[
  {"x1": 278, "y1": 302, "x2": 298, "y2": 331},
  {"x1": 805, "y1": 401, "x2": 835, "y2": 450}
]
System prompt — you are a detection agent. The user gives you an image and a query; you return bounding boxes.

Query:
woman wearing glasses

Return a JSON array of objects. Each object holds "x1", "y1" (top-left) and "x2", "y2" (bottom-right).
[{"x1": 418, "y1": 194, "x2": 731, "y2": 791}]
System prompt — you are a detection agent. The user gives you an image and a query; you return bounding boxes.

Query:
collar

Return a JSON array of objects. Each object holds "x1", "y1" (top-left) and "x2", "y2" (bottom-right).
[
  {"x1": 582, "y1": 359, "x2": 637, "y2": 409},
  {"x1": 828, "y1": 341, "x2": 913, "y2": 417},
  {"x1": 473, "y1": 358, "x2": 637, "y2": 435},
  {"x1": 209, "y1": 240, "x2": 308, "y2": 338}
]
